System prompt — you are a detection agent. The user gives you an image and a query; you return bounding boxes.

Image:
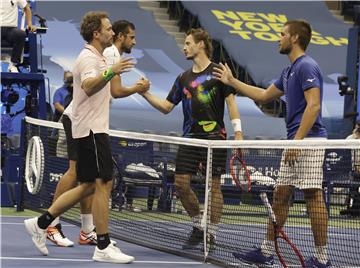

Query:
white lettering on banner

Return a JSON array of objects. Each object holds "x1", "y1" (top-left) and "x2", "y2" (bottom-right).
[{"x1": 50, "y1": 173, "x2": 63, "y2": 182}]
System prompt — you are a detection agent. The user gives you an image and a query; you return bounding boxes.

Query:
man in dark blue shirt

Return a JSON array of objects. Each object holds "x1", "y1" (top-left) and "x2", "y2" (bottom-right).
[
  {"x1": 213, "y1": 20, "x2": 330, "y2": 268},
  {"x1": 52, "y1": 71, "x2": 73, "y2": 122}
]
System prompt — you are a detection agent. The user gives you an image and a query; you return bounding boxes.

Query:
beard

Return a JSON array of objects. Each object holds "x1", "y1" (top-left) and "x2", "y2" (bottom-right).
[
  {"x1": 185, "y1": 54, "x2": 194, "y2": 60},
  {"x1": 122, "y1": 46, "x2": 132, "y2": 54},
  {"x1": 279, "y1": 45, "x2": 292, "y2": 55}
]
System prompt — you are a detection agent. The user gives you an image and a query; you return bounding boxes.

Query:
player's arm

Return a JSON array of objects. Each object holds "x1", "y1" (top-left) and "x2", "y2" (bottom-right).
[
  {"x1": 54, "y1": 102, "x2": 65, "y2": 113},
  {"x1": 110, "y1": 75, "x2": 150, "y2": 98},
  {"x1": 140, "y1": 91, "x2": 175, "y2": 114},
  {"x1": 225, "y1": 94, "x2": 243, "y2": 140},
  {"x1": 293, "y1": 87, "x2": 321, "y2": 140},
  {"x1": 213, "y1": 63, "x2": 283, "y2": 103},
  {"x1": 82, "y1": 57, "x2": 135, "y2": 97},
  {"x1": 23, "y1": 3, "x2": 36, "y2": 32}
]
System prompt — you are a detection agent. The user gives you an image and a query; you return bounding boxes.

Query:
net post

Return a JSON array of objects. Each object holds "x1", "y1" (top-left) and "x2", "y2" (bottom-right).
[{"x1": 203, "y1": 143, "x2": 213, "y2": 260}]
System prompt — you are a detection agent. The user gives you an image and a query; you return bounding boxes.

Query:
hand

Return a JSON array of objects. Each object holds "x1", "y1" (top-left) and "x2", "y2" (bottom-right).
[
  {"x1": 284, "y1": 149, "x2": 301, "y2": 166},
  {"x1": 234, "y1": 131, "x2": 243, "y2": 140},
  {"x1": 212, "y1": 63, "x2": 234, "y2": 86},
  {"x1": 136, "y1": 78, "x2": 150, "y2": 94},
  {"x1": 112, "y1": 57, "x2": 135, "y2": 75},
  {"x1": 28, "y1": 25, "x2": 37, "y2": 33}
]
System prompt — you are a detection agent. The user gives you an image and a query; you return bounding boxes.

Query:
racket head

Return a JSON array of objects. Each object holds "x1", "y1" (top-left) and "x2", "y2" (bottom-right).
[
  {"x1": 229, "y1": 149, "x2": 251, "y2": 192},
  {"x1": 275, "y1": 228, "x2": 306, "y2": 268}
]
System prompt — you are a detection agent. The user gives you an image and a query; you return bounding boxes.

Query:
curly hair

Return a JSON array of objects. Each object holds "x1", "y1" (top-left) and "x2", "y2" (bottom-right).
[{"x1": 80, "y1": 11, "x2": 109, "y2": 43}]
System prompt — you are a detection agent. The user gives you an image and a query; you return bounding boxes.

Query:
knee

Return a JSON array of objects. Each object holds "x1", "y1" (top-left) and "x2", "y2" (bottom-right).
[
  {"x1": 272, "y1": 192, "x2": 289, "y2": 206},
  {"x1": 80, "y1": 183, "x2": 95, "y2": 196},
  {"x1": 304, "y1": 189, "x2": 322, "y2": 202},
  {"x1": 175, "y1": 176, "x2": 190, "y2": 195}
]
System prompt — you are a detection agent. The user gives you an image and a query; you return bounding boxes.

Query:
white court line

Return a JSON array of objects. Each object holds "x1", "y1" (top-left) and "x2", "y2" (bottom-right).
[{"x1": 0, "y1": 257, "x2": 204, "y2": 265}]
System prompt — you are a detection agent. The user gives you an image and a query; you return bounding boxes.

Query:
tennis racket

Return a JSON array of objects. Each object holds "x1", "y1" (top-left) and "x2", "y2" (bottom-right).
[
  {"x1": 260, "y1": 192, "x2": 305, "y2": 268},
  {"x1": 25, "y1": 136, "x2": 44, "y2": 194},
  {"x1": 229, "y1": 149, "x2": 251, "y2": 192}
]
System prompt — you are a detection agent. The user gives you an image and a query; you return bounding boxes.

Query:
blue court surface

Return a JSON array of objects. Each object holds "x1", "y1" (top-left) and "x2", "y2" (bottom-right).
[{"x1": 0, "y1": 216, "x2": 219, "y2": 268}]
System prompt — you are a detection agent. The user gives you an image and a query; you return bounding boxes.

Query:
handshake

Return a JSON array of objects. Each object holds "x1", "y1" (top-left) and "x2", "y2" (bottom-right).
[{"x1": 112, "y1": 57, "x2": 150, "y2": 94}]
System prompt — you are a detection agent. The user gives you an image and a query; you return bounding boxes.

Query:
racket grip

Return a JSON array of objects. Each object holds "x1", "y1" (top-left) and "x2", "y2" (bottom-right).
[{"x1": 260, "y1": 192, "x2": 277, "y2": 223}]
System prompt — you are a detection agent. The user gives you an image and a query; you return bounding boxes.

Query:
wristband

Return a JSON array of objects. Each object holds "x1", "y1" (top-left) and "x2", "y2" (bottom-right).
[
  {"x1": 231, "y1": 119, "x2": 242, "y2": 132},
  {"x1": 102, "y1": 67, "x2": 115, "y2": 82}
]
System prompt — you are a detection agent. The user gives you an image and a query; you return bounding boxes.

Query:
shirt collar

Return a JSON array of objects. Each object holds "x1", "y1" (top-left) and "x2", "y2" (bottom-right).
[{"x1": 84, "y1": 43, "x2": 106, "y2": 60}]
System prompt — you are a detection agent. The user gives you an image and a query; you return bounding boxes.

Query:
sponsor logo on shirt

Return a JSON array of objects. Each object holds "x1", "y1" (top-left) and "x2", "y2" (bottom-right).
[{"x1": 306, "y1": 78, "x2": 316, "y2": 83}]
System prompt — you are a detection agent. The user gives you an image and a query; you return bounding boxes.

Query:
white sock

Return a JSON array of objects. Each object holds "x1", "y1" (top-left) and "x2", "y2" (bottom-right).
[
  {"x1": 261, "y1": 239, "x2": 275, "y2": 257},
  {"x1": 49, "y1": 217, "x2": 60, "y2": 227},
  {"x1": 208, "y1": 223, "x2": 218, "y2": 237},
  {"x1": 315, "y1": 245, "x2": 328, "y2": 264},
  {"x1": 191, "y1": 215, "x2": 202, "y2": 230},
  {"x1": 80, "y1": 214, "x2": 94, "y2": 233}
]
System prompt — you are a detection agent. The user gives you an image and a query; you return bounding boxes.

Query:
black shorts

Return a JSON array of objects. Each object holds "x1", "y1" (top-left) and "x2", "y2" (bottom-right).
[
  {"x1": 175, "y1": 137, "x2": 227, "y2": 177},
  {"x1": 76, "y1": 131, "x2": 113, "y2": 183},
  {"x1": 62, "y1": 115, "x2": 77, "y2": 161}
]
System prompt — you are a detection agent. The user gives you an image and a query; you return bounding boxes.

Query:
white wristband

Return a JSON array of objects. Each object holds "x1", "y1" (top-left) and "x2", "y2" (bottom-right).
[{"x1": 231, "y1": 119, "x2": 242, "y2": 132}]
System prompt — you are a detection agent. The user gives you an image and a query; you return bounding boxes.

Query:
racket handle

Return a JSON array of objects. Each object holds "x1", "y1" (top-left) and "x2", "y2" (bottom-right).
[{"x1": 260, "y1": 192, "x2": 277, "y2": 223}]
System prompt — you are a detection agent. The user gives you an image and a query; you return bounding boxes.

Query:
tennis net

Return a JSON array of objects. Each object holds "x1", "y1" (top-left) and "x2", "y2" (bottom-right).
[{"x1": 21, "y1": 116, "x2": 360, "y2": 267}]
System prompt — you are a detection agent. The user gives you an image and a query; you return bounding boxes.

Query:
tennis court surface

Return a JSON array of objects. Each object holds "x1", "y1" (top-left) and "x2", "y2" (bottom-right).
[{"x1": 9, "y1": 117, "x2": 360, "y2": 267}]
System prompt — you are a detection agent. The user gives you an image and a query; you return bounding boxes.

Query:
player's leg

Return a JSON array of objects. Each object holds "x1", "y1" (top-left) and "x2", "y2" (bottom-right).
[
  {"x1": 24, "y1": 182, "x2": 95, "y2": 255},
  {"x1": 89, "y1": 132, "x2": 134, "y2": 263},
  {"x1": 233, "y1": 150, "x2": 295, "y2": 265},
  {"x1": 301, "y1": 148, "x2": 330, "y2": 267},
  {"x1": 175, "y1": 145, "x2": 203, "y2": 249},
  {"x1": 207, "y1": 147, "x2": 227, "y2": 248},
  {"x1": 304, "y1": 189, "x2": 329, "y2": 267},
  {"x1": 47, "y1": 160, "x2": 77, "y2": 247},
  {"x1": 78, "y1": 194, "x2": 96, "y2": 245}
]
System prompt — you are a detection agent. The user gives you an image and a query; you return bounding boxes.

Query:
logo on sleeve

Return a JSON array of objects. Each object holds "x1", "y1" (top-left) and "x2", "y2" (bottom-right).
[{"x1": 306, "y1": 78, "x2": 316, "y2": 83}]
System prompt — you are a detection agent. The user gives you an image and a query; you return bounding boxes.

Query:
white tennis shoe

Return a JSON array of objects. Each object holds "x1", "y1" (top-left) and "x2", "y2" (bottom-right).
[
  {"x1": 92, "y1": 243, "x2": 134, "y2": 263},
  {"x1": 24, "y1": 217, "x2": 48, "y2": 255},
  {"x1": 47, "y1": 224, "x2": 74, "y2": 247}
]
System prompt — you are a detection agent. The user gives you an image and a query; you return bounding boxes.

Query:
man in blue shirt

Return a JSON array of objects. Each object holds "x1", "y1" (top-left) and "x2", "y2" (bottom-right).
[
  {"x1": 53, "y1": 71, "x2": 73, "y2": 122},
  {"x1": 213, "y1": 20, "x2": 330, "y2": 268}
]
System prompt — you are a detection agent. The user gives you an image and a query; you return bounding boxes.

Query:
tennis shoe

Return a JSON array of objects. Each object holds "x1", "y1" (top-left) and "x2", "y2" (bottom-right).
[
  {"x1": 24, "y1": 217, "x2": 48, "y2": 255},
  {"x1": 79, "y1": 229, "x2": 97, "y2": 245},
  {"x1": 79, "y1": 229, "x2": 117, "y2": 246},
  {"x1": 233, "y1": 246, "x2": 274, "y2": 267},
  {"x1": 182, "y1": 226, "x2": 204, "y2": 250},
  {"x1": 47, "y1": 223, "x2": 74, "y2": 247},
  {"x1": 305, "y1": 257, "x2": 331, "y2": 268},
  {"x1": 92, "y1": 243, "x2": 135, "y2": 263}
]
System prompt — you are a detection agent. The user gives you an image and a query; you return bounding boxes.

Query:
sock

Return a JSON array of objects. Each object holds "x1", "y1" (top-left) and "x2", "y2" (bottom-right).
[
  {"x1": 208, "y1": 223, "x2": 218, "y2": 237},
  {"x1": 315, "y1": 245, "x2": 328, "y2": 264},
  {"x1": 97, "y1": 233, "x2": 110, "y2": 250},
  {"x1": 261, "y1": 239, "x2": 275, "y2": 257},
  {"x1": 49, "y1": 217, "x2": 60, "y2": 228},
  {"x1": 80, "y1": 214, "x2": 94, "y2": 233},
  {"x1": 191, "y1": 215, "x2": 202, "y2": 230},
  {"x1": 37, "y1": 211, "x2": 55, "y2": 230}
]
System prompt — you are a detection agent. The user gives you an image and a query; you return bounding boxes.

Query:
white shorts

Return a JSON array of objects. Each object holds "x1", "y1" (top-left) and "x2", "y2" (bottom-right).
[{"x1": 277, "y1": 138, "x2": 326, "y2": 190}]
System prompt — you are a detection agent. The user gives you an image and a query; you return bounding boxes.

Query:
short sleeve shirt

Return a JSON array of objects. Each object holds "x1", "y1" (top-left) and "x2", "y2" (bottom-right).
[
  {"x1": 103, "y1": 44, "x2": 121, "y2": 66},
  {"x1": 166, "y1": 62, "x2": 234, "y2": 139},
  {"x1": 0, "y1": 0, "x2": 27, "y2": 27},
  {"x1": 274, "y1": 55, "x2": 327, "y2": 139},
  {"x1": 71, "y1": 44, "x2": 111, "y2": 138}
]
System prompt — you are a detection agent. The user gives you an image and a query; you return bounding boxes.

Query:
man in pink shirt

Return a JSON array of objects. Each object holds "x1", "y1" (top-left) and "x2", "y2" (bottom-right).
[{"x1": 24, "y1": 11, "x2": 149, "y2": 263}]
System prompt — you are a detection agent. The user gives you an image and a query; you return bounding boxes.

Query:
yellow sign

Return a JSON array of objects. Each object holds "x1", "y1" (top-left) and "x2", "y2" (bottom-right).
[{"x1": 211, "y1": 10, "x2": 348, "y2": 46}]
